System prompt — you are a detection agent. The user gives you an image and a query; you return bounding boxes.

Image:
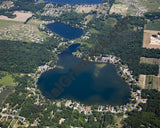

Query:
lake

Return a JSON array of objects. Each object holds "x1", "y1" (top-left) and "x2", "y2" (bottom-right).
[
  {"x1": 42, "y1": 0, "x2": 103, "y2": 4},
  {"x1": 37, "y1": 44, "x2": 131, "y2": 105},
  {"x1": 46, "y1": 22, "x2": 83, "y2": 40}
]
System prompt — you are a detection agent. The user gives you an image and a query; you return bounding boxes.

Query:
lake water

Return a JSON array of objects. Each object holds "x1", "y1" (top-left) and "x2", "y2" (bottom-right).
[
  {"x1": 46, "y1": 22, "x2": 83, "y2": 40},
  {"x1": 37, "y1": 44, "x2": 131, "y2": 105},
  {"x1": 43, "y1": 0, "x2": 103, "y2": 4}
]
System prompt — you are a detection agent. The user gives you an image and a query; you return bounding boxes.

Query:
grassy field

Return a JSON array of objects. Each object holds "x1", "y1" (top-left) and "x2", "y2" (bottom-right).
[
  {"x1": 140, "y1": 57, "x2": 160, "y2": 65},
  {"x1": 145, "y1": 20, "x2": 160, "y2": 31},
  {"x1": 0, "y1": 74, "x2": 16, "y2": 87},
  {"x1": 0, "y1": 20, "x2": 21, "y2": 28},
  {"x1": 84, "y1": 15, "x2": 93, "y2": 25},
  {"x1": 145, "y1": 75, "x2": 160, "y2": 91}
]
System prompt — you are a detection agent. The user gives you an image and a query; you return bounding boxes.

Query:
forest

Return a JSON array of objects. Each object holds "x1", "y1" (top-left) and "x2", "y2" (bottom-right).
[
  {"x1": 0, "y1": 40, "x2": 53, "y2": 73},
  {"x1": 0, "y1": 0, "x2": 46, "y2": 15}
]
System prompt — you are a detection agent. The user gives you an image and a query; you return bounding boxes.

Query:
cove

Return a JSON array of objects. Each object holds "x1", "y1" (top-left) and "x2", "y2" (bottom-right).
[
  {"x1": 46, "y1": 22, "x2": 83, "y2": 40},
  {"x1": 37, "y1": 44, "x2": 131, "y2": 105},
  {"x1": 42, "y1": 0, "x2": 103, "y2": 4}
]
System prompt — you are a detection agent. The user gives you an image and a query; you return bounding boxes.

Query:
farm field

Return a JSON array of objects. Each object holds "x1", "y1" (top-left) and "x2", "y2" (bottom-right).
[
  {"x1": 139, "y1": 57, "x2": 160, "y2": 91},
  {"x1": 139, "y1": 75, "x2": 160, "y2": 91}
]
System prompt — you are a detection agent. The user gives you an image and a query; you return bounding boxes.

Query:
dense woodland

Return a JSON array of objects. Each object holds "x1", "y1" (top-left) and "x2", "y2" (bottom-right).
[{"x1": 0, "y1": 40, "x2": 53, "y2": 73}]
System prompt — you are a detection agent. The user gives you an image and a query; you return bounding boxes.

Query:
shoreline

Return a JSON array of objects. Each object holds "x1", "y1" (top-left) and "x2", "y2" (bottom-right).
[{"x1": 32, "y1": 43, "x2": 143, "y2": 114}]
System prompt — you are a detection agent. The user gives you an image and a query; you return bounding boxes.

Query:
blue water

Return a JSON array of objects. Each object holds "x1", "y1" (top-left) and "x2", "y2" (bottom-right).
[
  {"x1": 37, "y1": 44, "x2": 131, "y2": 105},
  {"x1": 46, "y1": 22, "x2": 83, "y2": 40},
  {"x1": 42, "y1": 0, "x2": 103, "y2": 4}
]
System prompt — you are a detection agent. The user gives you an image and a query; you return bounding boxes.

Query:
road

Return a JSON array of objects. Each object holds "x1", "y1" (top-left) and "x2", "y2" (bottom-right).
[{"x1": 0, "y1": 113, "x2": 25, "y2": 121}]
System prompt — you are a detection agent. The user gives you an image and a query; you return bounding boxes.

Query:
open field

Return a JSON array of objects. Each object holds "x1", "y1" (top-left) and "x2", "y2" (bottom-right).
[
  {"x1": 139, "y1": 75, "x2": 160, "y2": 91},
  {"x1": 76, "y1": 5, "x2": 97, "y2": 13},
  {"x1": 145, "y1": 75, "x2": 160, "y2": 91},
  {"x1": 0, "y1": 11, "x2": 32, "y2": 22},
  {"x1": 109, "y1": 3, "x2": 128, "y2": 15},
  {"x1": 84, "y1": 15, "x2": 93, "y2": 25},
  {"x1": 142, "y1": 30, "x2": 160, "y2": 49},
  {"x1": 0, "y1": 74, "x2": 16, "y2": 87},
  {"x1": 0, "y1": 19, "x2": 47, "y2": 43},
  {"x1": 139, "y1": 57, "x2": 160, "y2": 91},
  {"x1": 139, "y1": 74, "x2": 146, "y2": 89},
  {"x1": 76, "y1": 4, "x2": 109, "y2": 14},
  {"x1": 140, "y1": 57, "x2": 160, "y2": 65}
]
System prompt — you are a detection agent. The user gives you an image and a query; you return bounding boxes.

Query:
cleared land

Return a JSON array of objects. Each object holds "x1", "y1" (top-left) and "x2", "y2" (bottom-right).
[
  {"x1": 139, "y1": 57, "x2": 160, "y2": 91},
  {"x1": 0, "y1": 74, "x2": 16, "y2": 87},
  {"x1": 139, "y1": 74, "x2": 146, "y2": 89},
  {"x1": 145, "y1": 75, "x2": 160, "y2": 91},
  {"x1": 139, "y1": 75, "x2": 160, "y2": 91},
  {"x1": 0, "y1": 11, "x2": 32, "y2": 22},
  {"x1": 76, "y1": 4, "x2": 109, "y2": 14},
  {"x1": 76, "y1": 5, "x2": 97, "y2": 13},
  {"x1": 109, "y1": 3, "x2": 128, "y2": 15},
  {"x1": 142, "y1": 30, "x2": 160, "y2": 49}
]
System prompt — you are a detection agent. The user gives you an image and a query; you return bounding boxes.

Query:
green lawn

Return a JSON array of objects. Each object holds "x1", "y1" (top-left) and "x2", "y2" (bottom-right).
[
  {"x1": 0, "y1": 74, "x2": 16, "y2": 87},
  {"x1": 0, "y1": 20, "x2": 21, "y2": 28}
]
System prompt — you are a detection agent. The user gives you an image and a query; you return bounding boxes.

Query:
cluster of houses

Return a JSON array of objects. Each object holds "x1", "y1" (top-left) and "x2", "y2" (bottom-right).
[
  {"x1": 42, "y1": 3, "x2": 73, "y2": 17},
  {"x1": 0, "y1": 24, "x2": 44, "y2": 43},
  {"x1": 0, "y1": 1, "x2": 14, "y2": 9}
]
